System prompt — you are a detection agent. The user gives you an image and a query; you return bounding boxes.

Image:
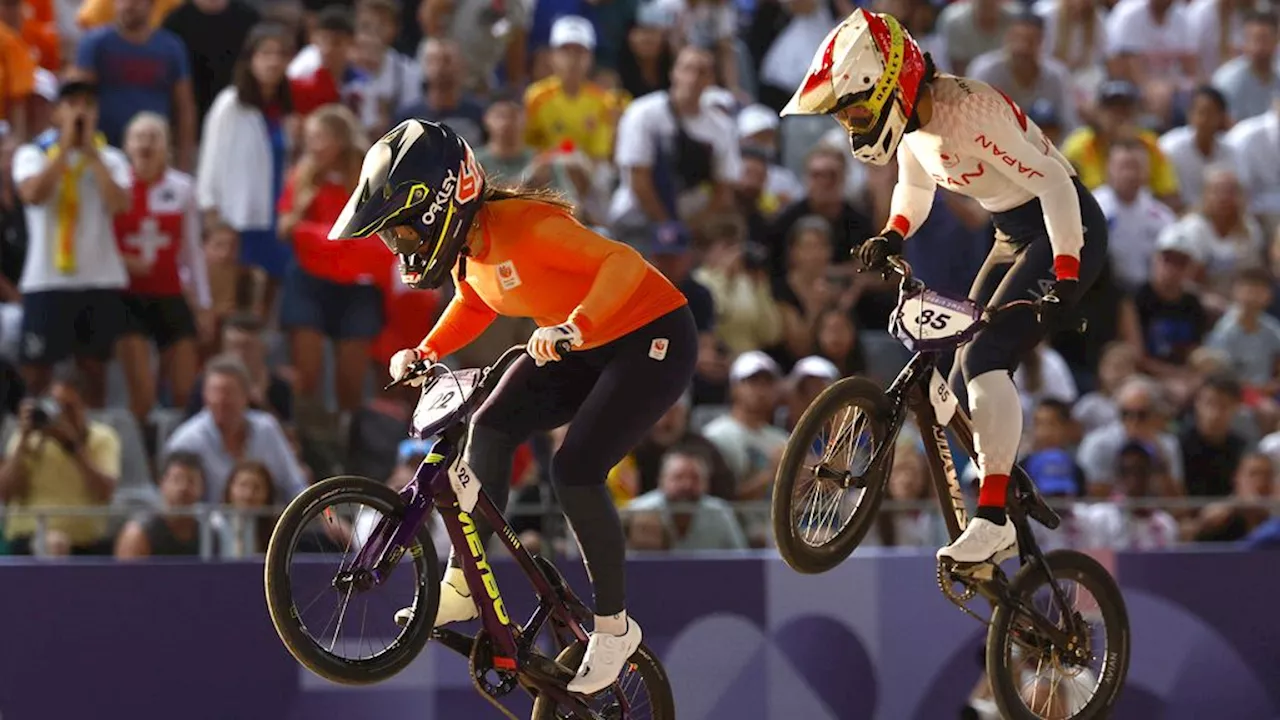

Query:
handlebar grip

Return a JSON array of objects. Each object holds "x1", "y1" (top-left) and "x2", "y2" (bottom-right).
[{"x1": 553, "y1": 340, "x2": 574, "y2": 356}]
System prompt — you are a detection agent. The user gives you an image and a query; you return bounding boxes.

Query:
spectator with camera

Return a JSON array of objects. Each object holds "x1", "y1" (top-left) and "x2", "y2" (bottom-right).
[
  {"x1": 13, "y1": 79, "x2": 130, "y2": 407},
  {"x1": 0, "y1": 365, "x2": 121, "y2": 555}
]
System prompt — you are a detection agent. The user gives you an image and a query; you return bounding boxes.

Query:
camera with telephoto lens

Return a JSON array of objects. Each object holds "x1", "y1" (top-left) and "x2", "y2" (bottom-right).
[{"x1": 28, "y1": 397, "x2": 61, "y2": 429}]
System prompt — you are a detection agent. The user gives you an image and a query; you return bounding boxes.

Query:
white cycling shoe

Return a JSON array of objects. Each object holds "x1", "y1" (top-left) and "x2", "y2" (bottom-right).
[
  {"x1": 394, "y1": 568, "x2": 479, "y2": 628},
  {"x1": 567, "y1": 619, "x2": 643, "y2": 696},
  {"x1": 937, "y1": 516, "x2": 1018, "y2": 565}
]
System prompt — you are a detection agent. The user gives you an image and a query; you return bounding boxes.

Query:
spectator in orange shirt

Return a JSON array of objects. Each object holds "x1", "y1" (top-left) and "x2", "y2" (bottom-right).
[
  {"x1": 0, "y1": 18, "x2": 34, "y2": 138},
  {"x1": 76, "y1": 0, "x2": 180, "y2": 31},
  {"x1": 0, "y1": 0, "x2": 57, "y2": 71}
]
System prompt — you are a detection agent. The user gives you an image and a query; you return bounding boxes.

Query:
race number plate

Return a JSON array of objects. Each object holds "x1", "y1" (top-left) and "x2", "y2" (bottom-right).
[
  {"x1": 929, "y1": 368, "x2": 957, "y2": 426},
  {"x1": 891, "y1": 288, "x2": 982, "y2": 351},
  {"x1": 449, "y1": 457, "x2": 480, "y2": 512},
  {"x1": 411, "y1": 369, "x2": 481, "y2": 437}
]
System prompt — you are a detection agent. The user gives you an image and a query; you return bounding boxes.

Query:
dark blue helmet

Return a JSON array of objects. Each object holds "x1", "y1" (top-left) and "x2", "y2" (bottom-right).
[{"x1": 329, "y1": 120, "x2": 485, "y2": 289}]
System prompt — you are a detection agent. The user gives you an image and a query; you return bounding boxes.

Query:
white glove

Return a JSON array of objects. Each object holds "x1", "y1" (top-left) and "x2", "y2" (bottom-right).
[
  {"x1": 389, "y1": 347, "x2": 436, "y2": 386},
  {"x1": 527, "y1": 322, "x2": 583, "y2": 366}
]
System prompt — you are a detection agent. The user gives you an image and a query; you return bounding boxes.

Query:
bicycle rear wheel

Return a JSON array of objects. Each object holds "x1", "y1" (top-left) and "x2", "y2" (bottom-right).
[
  {"x1": 986, "y1": 550, "x2": 1130, "y2": 719},
  {"x1": 529, "y1": 641, "x2": 675, "y2": 720},
  {"x1": 771, "y1": 376, "x2": 894, "y2": 574},
  {"x1": 264, "y1": 476, "x2": 441, "y2": 685}
]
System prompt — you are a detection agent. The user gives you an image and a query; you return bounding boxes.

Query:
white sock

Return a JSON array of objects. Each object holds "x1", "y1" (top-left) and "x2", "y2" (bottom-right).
[
  {"x1": 595, "y1": 610, "x2": 628, "y2": 636},
  {"x1": 443, "y1": 566, "x2": 470, "y2": 595}
]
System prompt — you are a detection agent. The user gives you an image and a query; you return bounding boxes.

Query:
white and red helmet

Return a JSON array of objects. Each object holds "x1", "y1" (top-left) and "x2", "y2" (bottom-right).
[{"x1": 782, "y1": 9, "x2": 928, "y2": 166}]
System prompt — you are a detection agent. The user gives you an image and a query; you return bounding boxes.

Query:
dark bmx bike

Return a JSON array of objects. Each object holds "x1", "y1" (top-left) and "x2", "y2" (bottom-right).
[
  {"x1": 771, "y1": 257, "x2": 1130, "y2": 719},
  {"x1": 264, "y1": 343, "x2": 675, "y2": 720}
]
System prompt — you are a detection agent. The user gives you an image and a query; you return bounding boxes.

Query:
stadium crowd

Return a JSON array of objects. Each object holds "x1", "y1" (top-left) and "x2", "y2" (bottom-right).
[{"x1": 0, "y1": 0, "x2": 1279, "y2": 559}]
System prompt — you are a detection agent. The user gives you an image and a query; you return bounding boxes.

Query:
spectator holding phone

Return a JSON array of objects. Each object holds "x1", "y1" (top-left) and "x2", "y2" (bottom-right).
[
  {"x1": 12, "y1": 79, "x2": 130, "y2": 406},
  {"x1": 0, "y1": 365, "x2": 121, "y2": 555}
]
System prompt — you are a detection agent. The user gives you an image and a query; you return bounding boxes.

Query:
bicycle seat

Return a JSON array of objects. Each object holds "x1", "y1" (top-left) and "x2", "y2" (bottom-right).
[{"x1": 1013, "y1": 468, "x2": 1061, "y2": 530}]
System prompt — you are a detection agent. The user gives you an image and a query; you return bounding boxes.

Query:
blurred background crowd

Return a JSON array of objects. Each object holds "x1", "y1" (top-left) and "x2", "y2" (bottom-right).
[{"x1": 1, "y1": 0, "x2": 1279, "y2": 561}]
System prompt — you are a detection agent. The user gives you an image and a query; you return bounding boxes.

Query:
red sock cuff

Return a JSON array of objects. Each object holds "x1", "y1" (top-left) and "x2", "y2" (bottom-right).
[{"x1": 978, "y1": 474, "x2": 1010, "y2": 508}]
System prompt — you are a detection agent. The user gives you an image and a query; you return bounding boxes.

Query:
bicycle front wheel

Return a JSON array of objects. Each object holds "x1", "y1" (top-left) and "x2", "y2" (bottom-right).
[
  {"x1": 986, "y1": 550, "x2": 1130, "y2": 719},
  {"x1": 771, "y1": 376, "x2": 894, "y2": 574},
  {"x1": 264, "y1": 475, "x2": 441, "y2": 685}
]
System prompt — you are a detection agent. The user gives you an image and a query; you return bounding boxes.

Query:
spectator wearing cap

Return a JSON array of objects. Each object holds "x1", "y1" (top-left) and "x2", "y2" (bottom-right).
[
  {"x1": 694, "y1": 214, "x2": 783, "y2": 356},
  {"x1": 1103, "y1": 0, "x2": 1197, "y2": 127},
  {"x1": 162, "y1": 0, "x2": 261, "y2": 131},
  {"x1": 74, "y1": 0, "x2": 197, "y2": 170},
  {"x1": 609, "y1": 45, "x2": 741, "y2": 250},
  {"x1": 1158, "y1": 86, "x2": 1240, "y2": 209},
  {"x1": 1091, "y1": 138, "x2": 1178, "y2": 292},
  {"x1": 1061, "y1": 79, "x2": 1181, "y2": 210},
  {"x1": 1135, "y1": 225, "x2": 1209, "y2": 377},
  {"x1": 617, "y1": 2, "x2": 674, "y2": 100},
  {"x1": 198, "y1": 23, "x2": 293, "y2": 316},
  {"x1": 1170, "y1": 166, "x2": 1264, "y2": 307},
  {"x1": 392, "y1": 36, "x2": 485, "y2": 147},
  {"x1": 164, "y1": 353, "x2": 308, "y2": 503},
  {"x1": 968, "y1": 11, "x2": 1079, "y2": 132},
  {"x1": 524, "y1": 16, "x2": 616, "y2": 163},
  {"x1": 737, "y1": 103, "x2": 803, "y2": 207},
  {"x1": 936, "y1": 0, "x2": 1022, "y2": 76},
  {"x1": 1224, "y1": 96, "x2": 1280, "y2": 221},
  {"x1": 1211, "y1": 11, "x2": 1280, "y2": 123},
  {"x1": 702, "y1": 350, "x2": 788, "y2": 499},
  {"x1": 13, "y1": 79, "x2": 130, "y2": 405},
  {"x1": 753, "y1": 0, "x2": 837, "y2": 110},
  {"x1": 779, "y1": 354, "x2": 838, "y2": 431}
]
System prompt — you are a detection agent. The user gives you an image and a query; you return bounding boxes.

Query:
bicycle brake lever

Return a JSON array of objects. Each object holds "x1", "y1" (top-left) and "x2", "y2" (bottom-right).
[{"x1": 383, "y1": 361, "x2": 445, "y2": 391}]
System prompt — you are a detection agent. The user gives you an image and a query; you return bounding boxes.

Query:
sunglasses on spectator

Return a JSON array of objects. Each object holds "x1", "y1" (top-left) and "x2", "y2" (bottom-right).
[{"x1": 1120, "y1": 407, "x2": 1151, "y2": 421}]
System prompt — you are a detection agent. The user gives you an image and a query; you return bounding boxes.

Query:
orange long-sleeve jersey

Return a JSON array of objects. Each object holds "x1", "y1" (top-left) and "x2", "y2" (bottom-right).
[{"x1": 418, "y1": 199, "x2": 687, "y2": 359}]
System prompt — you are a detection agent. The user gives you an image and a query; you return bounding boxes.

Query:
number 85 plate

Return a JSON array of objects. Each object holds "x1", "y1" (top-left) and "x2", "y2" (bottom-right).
[{"x1": 890, "y1": 287, "x2": 983, "y2": 352}]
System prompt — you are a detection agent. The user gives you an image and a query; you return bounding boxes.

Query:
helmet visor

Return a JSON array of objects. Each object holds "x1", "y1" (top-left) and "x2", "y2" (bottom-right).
[
  {"x1": 378, "y1": 225, "x2": 423, "y2": 255},
  {"x1": 834, "y1": 102, "x2": 881, "y2": 135}
]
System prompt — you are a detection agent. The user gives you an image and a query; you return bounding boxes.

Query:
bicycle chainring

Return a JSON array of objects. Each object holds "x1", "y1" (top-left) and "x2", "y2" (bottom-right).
[
  {"x1": 469, "y1": 630, "x2": 520, "y2": 700},
  {"x1": 936, "y1": 561, "x2": 990, "y2": 626}
]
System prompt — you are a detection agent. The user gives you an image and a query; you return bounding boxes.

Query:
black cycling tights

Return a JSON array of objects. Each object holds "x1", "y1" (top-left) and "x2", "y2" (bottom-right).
[{"x1": 453, "y1": 306, "x2": 698, "y2": 616}]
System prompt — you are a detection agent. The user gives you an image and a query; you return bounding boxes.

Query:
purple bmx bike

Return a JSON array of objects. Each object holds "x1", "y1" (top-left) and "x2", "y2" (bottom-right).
[{"x1": 264, "y1": 343, "x2": 674, "y2": 720}]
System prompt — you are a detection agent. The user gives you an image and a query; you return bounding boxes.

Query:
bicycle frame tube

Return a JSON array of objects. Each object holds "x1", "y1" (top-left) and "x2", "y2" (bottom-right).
[
  {"x1": 347, "y1": 451, "x2": 442, "y2": 580},
  {"x1": 895, "y1": 352, "x2": 970, "y2": 542}
]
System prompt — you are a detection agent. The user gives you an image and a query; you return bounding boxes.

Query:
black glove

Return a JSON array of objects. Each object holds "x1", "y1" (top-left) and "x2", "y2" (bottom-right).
[
  {"x1": 855, "y1": 231, "x2": 904, "y2": 274},
  {"x1": 1038, "y1": 278, "x2": 1078, "y2": 330}
]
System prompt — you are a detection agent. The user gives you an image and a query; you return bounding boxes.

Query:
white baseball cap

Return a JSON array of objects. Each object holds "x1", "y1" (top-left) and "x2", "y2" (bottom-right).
[
  {"x1": 737, "y1": 104, "x2": 780, "y2": 139},
  {"x1": 789, "y1": 355, "x2": 840, "y2": 383},
  {"x1": 1155, "y1": 223, "x2": 1205, "y2": 264},
  {"x1": 730, "y1": 351, "x2": 781, "y2": 383},
  {"x1": 550, "y1": 15, "x2": 596, "y2": 50}
]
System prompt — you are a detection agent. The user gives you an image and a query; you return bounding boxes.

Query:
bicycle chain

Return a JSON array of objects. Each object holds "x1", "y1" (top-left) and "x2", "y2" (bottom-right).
[{"x1": 936, "y1": 562, "x2": 991, "y2": 627}]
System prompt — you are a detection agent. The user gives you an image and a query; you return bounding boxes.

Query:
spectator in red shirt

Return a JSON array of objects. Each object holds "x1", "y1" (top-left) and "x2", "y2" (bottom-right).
[
  {"x1": 277, "y1": 103, "x2": 384, "y2": 417},
  {"x1": 289, "y1": 6, "x2": 366, "y2": 118},
  {"x1": 114, "y1": 111, "x2": 209, "y2": 428}
]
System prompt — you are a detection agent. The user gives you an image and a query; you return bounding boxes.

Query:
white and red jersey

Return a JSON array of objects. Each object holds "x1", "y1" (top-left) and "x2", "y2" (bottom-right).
[
  {"x1": 114, "y1": 168, "x2": 210, "y2": 306},
  {"x1": 889, "y1": 75, "x2": 1084, "y2": 273}
]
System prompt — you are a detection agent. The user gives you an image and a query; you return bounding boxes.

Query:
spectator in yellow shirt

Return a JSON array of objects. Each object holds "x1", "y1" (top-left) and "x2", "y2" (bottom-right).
[
  {"x1": 523, "y1": 15, "x2": 616, "y2": 162},
  {"x1": 77, "y1": 0, "x2": 181, "y2": 31},
  {"x1": 1062, "y1": 79, "x2": 1182, "y2": 212}
]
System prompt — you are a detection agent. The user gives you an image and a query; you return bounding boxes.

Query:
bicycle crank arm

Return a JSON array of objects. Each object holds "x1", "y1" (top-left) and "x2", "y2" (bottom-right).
[{"x1": 431, "y1": 627, "x2": 479, "y2": 658}]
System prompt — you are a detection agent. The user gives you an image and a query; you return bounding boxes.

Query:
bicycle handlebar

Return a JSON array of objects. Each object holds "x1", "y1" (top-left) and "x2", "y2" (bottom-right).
[
  {"x1": 883, "y1": 254, "x2": 1086, "y2": 333},
  {"x1": 384, "y1": 340, "x2": 575, "y2": 391}
]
